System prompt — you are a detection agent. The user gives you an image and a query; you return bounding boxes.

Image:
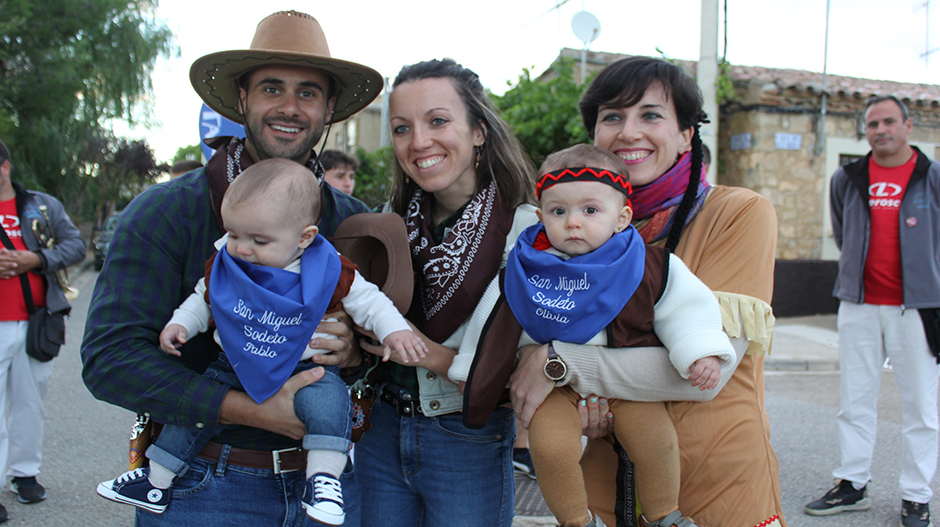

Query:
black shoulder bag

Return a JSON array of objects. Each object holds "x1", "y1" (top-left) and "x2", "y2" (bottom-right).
[{"x1": 0, "y1": 227, "x2": 65, "y2": 362}]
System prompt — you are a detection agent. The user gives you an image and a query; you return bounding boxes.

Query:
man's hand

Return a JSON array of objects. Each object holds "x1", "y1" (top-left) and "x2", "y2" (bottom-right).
[
  {"x1": 509, "y1": 343, "x2": 555, "y2": 429},
  {"x1": 219, "y1": 367, "x2": 325, "y2": 440},
  {"x1": 310, "y1": 310, "x2": 363, "y2": 369},
  {"x1": 0, "y1": 249, "x2": 42, "y2": 279}
]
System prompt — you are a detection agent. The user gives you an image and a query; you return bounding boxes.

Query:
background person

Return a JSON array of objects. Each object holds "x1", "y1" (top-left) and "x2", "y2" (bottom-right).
[
  {"x1": 352, "y1": 58, "x2": 537, "y2": 527},
  {"x1": 168, "y1": 159, "x2": 203, "y2": 179},
  {"x1": 320, "y1": 150, "x2": 358, "y2": 195},
  {"x1": 508, "y1": 56, "x2": 783, "y2": 527},
  {"x1": 804, "y1": 96, "x2": 940, "y2": 527},
  {"x1": 0, "y1": 138, "x2": 84, "y2": 522},
  {"x1": 80, "y1": 11, "x2": 382, "y2": 526}
]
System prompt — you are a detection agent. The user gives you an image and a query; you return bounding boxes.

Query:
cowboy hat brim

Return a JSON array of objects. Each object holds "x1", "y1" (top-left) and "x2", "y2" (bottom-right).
[
  {"x1": 330, "y1": 213, "x2": 413, "y2": 316},
  {"x1": 190, "y1": 49, "x2": 383, "y2": 125}
]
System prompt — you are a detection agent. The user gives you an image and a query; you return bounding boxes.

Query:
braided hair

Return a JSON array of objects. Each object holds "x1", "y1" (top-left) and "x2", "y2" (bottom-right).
[
  {"x1": 664, "y1": 124, "x2": 704, "y2": 252},
  {"x1": 579, "y1": 56, "x2": 708, "y2": 252}
]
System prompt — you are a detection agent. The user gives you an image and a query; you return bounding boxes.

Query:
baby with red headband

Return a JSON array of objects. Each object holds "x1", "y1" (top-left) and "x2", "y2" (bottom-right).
[{"x1": 503, "y1": 144, "x2": 733, "y2": 527}]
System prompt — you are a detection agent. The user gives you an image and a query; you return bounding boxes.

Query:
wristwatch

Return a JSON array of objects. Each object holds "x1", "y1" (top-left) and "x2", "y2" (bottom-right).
[{"x1": 543, "y1": 342, "x2": 567, "y2": 382}]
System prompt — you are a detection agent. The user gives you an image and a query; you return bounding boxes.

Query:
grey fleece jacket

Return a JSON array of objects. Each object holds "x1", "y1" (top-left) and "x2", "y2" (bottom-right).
[
  {"x1": 830, "y1": 146, "x2": 940, "y2": 308},
  {"x1": 11, "y1": 181, "x2": 85, "y2": 314}
]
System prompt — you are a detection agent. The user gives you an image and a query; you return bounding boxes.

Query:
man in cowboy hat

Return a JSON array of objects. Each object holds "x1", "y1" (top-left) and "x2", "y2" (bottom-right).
[{"x1": 81, "y1": 11, "x2": 381, "y2": 526}]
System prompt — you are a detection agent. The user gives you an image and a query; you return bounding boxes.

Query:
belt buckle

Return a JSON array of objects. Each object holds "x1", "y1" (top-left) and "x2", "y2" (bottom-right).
[
  {"x1": 381, "y1": 386, "x2": 422, "y2": 417},
  {"x1": 399, "y1": 399, "x2": 417, "y2": 416},
  {"x1": 271, "y1": 447, "x2": 300, "y2": 475}
]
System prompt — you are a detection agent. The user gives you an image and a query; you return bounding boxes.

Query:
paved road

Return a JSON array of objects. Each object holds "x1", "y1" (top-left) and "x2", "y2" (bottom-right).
[
  {"x1": 6, "y1": 263, "x2": 939, "y2": 526},
  {"x1": 3, "y1": 264, "x2": 135, "y2": 526}
]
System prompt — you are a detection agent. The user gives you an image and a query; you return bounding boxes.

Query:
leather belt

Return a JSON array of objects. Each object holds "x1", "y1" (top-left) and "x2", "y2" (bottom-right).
[
  {"x1": 198, "y1": 441, "x2": 305, "y2": 474},
  {"x1": 380, "y1": 386, "x2": 423, "y2": 417}
]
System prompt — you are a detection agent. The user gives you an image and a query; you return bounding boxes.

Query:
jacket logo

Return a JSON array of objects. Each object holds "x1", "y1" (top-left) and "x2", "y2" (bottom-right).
[{"x1": 869, "y1": 182, "x2": 902, "y2": 197}]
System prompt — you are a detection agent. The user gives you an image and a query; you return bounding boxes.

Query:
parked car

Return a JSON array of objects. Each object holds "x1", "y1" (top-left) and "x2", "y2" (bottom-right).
[{"x1": 93, "y1": 212, "x2": 121, "y2": 271}]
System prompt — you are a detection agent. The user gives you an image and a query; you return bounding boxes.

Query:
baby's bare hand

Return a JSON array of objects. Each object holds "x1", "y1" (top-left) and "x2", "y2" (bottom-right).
[
  {"x1": 158, "y1": 324, "x2": 188, "y2": 357},
  {"x1": 382, "y1": 330, "x2": 428, "y2": 364},
  {"x1": 689, "y1": 356, "x2": 721, "y2": 390}
]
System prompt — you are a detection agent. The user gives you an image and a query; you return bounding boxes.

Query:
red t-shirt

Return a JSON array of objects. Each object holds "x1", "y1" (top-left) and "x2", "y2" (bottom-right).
[
  {"x1": 0, "y1": 198, "x2": 46, "y2": 321},
  {"x1": 863, "y1": 153, "x2": 916, "y2": 305}
]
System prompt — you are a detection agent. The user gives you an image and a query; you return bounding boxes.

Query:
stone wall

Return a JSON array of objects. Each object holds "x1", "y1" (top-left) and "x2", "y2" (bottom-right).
[{"x1": 718, "y1": 81, "x2": 940, "y2": 260}]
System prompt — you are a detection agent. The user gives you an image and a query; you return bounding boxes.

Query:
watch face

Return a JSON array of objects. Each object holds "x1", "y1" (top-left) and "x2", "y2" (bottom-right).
[{"x1": 544, "y1": 359, "x2": 566, "y2": 381}]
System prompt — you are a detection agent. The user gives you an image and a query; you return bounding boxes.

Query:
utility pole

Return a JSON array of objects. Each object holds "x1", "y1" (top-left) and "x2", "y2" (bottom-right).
[
  {"x1": 699, "y1": 0, "x2": 719, "y2": 184},
  {"x1": 918, "y1": 1, "x2": 939, "y2": 65}
]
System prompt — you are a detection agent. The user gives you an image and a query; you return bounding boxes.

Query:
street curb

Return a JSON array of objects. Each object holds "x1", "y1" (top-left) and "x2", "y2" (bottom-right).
[{"x1": 764, "y1": 358, "x2": 840, "y2": 372}]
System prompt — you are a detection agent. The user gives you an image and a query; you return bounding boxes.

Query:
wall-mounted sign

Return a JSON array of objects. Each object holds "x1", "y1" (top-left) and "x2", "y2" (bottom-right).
[
  {"x1": 775, "y1": 133, "x2": 802, "y2": 150},
  {"x1": 730, "y1": 133, "x2": 752, "y2": 151}
]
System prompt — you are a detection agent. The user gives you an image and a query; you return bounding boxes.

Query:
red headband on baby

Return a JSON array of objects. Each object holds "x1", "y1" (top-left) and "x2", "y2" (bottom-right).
[{"x1": 536, "y1": 167, "x2": 633, "y2": 206}]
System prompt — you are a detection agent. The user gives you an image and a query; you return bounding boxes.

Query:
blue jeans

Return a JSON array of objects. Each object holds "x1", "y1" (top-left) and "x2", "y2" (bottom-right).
[
  {"x1": 148, "y1": 354, "x2": 353, "y2": 476},
  {"x1": 135, "y1": 450, "x2": 361, "y2": 526},
  {"x1": 354, "y1": 389, "x2": 516, "y2": 527}
]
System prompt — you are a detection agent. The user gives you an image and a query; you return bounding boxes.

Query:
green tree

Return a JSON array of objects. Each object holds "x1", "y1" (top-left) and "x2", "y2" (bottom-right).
[
  {"x1": 493, "y1": 58, "x2": 591, "y2": 168},
  {"x1": 74, "y1": 130, "x2": 161, "y2": 223},
  {"x1": 173, "y1": 144, "x2": 203, "y2": 164},
  {"x1": 353, "y1": 147, "x2": 394, "y2": 210},
  {"x1": 0, "y1": 0, "x2": 175, "y2": 218}
]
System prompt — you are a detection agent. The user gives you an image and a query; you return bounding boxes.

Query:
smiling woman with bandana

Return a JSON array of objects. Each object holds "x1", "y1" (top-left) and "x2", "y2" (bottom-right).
[{"x1": 353, "y1": 58, "x2": 538, "y2": 527}]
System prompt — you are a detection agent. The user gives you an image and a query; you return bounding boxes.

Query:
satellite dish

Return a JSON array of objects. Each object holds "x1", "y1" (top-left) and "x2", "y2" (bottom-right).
[{"x1": 571, "y1": 11, "x2": 601, "y2": 45}]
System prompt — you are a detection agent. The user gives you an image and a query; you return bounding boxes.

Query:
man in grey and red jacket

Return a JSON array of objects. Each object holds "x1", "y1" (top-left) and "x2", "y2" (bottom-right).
[{"x1": 805, "y1": 96, "x2": 940, "y2": 527}]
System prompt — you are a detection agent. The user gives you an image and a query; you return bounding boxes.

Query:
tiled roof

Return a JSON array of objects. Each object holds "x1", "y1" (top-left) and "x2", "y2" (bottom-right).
[
  {"x1": 557, "y1": 47, "x2": 940, "y2": 106},
  {"x1": 728, "y1": 64, "x2": 940, "y2": 106}
]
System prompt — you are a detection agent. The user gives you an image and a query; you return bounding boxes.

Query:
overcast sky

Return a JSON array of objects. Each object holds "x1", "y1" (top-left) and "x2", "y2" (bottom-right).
[{"x1": 132, "y1": 0, "x2": 940, "y2": 161}]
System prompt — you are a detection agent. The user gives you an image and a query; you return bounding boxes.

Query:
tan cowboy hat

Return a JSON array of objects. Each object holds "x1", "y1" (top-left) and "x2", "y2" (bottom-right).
[
  {"x1": 330, "y1": 213, "x2": 413, "y2": 316},
  {"x1": 190, "y1": 10, "x2": 382, "y2": 125}
]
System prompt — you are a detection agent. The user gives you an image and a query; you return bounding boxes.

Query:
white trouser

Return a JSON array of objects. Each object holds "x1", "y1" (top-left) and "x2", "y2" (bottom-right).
[
  {"x1": 833, "y1": 301, "x2": 940, "y2": 503},
  {"x1": 0, "y1": 320, "x2": 54, "y2": 480}
]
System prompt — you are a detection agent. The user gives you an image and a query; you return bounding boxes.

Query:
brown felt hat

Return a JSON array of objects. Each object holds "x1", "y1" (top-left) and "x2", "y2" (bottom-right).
[
  {"x1": 330, "y1": 213, "x2": 413, "y2": 316},
  {"x1": 190, "y1": 10, "x2": 382, "y2": 125}
]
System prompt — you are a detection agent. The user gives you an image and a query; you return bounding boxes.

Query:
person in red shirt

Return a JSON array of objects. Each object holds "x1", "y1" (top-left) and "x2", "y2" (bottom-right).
[
  {"x1": 0, "y1": 138, "x2": 84, "y2": 523},
  {"x1": 806, "y1": 96, "x2": 940, "y2": 527}
]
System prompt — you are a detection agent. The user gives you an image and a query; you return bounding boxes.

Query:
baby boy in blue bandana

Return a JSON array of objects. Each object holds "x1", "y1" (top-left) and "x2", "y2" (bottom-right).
[{"x1": 98, "y1": 158, "x2": 425, "y2": 525}]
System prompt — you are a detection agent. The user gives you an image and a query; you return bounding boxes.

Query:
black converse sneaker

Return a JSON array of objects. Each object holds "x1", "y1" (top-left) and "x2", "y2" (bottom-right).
[
  {"x1": 804, "y1": 479, "x2": 871, "y2": 516},
  {"x1": 901, "y1": 499, "x2": 932, "y2": 527},
  {"x1": 96, "y1": 467, "x2": 169, "y2": 513},
  {"x1": 302, "y1": 473, "x2": 344, "y2": 526}
]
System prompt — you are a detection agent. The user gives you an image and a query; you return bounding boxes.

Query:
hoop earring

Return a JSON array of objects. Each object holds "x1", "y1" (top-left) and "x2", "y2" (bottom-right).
[{"x1": 475, "y1": 145, "x2": 483, "y2": 170}]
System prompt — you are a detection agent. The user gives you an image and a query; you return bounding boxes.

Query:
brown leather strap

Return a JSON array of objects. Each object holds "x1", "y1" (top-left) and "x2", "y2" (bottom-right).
[
  {"x1": 198, "y1": 441, "x2": 306, "y2": 473},
  {"x1": 462, "y1": 269, "x2": 522, "y2": 429}
]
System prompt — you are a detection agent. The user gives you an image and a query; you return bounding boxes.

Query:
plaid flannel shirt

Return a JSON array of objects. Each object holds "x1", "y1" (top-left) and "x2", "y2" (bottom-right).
[{"x1": 81, "y1": 159, "x2": 369, "y2": 450}]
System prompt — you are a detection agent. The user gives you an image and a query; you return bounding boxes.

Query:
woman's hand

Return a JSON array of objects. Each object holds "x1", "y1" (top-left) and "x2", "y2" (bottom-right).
[
  {"x1": 310, "y1": 310, "x2": 363, "y2": 369},
  {"x1": 510, "y1": 343, "x2": 555, "y2": 429},
  {"x1": 579, "y1": 396, "x2": 614, "y2": 439}
]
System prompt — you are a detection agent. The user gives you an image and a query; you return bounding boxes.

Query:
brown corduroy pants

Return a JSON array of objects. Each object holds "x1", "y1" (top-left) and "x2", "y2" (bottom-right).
[{"x1": 529, "y1": 385, "x2": 679, "y2": 527}]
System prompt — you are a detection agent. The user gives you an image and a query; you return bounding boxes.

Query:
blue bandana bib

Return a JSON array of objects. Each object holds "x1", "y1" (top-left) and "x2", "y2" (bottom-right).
[
  {"x1": 209, "y1": 236, "x2": 341, "y2": 403},
  {"x1": 504, "y1": 224, "x2": 646, "y2": 344}
]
